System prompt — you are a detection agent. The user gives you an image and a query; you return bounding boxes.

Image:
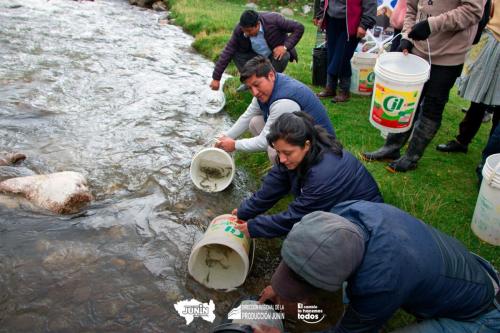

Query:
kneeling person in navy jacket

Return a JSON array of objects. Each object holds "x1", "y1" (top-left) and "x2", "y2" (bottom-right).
[{"x1": 232, "y1": 111, "x2": 383, "y2": 239}]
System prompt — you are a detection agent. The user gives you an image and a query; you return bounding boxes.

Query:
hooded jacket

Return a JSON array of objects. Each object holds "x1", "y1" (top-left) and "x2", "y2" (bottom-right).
[{"x1": 283, "y1": 200, "x2": 497, "y2": 332}]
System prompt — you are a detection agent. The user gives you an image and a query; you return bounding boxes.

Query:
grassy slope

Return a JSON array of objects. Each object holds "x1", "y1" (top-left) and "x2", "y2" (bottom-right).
[{"x1": 169, "y1": 0, "x2": 499, "y2": 328}]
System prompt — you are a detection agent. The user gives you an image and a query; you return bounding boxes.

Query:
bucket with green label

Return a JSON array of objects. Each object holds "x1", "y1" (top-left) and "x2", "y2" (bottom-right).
[
  {"x1": 350, "y1": 52, "x2": 377, "y2": 96},
  {"x1": 188, "y1": 214, "x2": 253, "y2": 290},
  {"x1": 369, "y1": 52, "x2": 430, "y2": 133}
]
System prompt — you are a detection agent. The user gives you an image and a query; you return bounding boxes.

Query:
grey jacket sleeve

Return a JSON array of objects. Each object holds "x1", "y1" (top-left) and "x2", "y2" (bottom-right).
[{"x1": 360, "y1": 0, "x2": 377, "y2": 30}]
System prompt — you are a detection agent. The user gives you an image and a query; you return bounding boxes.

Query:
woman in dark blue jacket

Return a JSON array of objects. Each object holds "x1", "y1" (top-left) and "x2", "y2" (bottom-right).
[{"x1": 234, "y1": 111, "x2": 383, "y2": 238}]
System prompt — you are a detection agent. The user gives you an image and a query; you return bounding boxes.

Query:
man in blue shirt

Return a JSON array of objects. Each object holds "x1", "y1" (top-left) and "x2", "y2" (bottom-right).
[{"x1": 257, "y1": 201, "x2": 500, "y2": 333}]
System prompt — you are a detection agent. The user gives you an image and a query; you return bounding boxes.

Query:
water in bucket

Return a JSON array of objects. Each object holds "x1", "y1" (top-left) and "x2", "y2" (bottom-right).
[
  {"x1": 471, "y1": 153, "x2": 500, "y2": 246},
  {"x1": 188, "y1": 214, "x2": 253, "y2": 290},
  {"x1": 369, "y1": 52, "x2": 430, "y2": 133},
  {"x1": 190, "y1": 148, "x2": 235, "y2": 192}
]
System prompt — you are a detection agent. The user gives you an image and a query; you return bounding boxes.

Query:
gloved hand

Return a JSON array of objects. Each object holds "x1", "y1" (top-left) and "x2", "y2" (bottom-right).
[
  {"x1": 397, "y1": 39, "x2": 413, "y2": 53},
  {"x1": 408, "y1": 20, "x2": 431, "y2": 40}
]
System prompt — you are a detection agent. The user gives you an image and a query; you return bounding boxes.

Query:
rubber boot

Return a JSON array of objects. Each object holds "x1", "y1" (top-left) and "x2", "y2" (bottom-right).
[
  {"x1": 361, "y1": 131, "x2": 412, "y2": 162},
  {"x1": 386, "y1": 116, "x2": 439, "y2": 172}
]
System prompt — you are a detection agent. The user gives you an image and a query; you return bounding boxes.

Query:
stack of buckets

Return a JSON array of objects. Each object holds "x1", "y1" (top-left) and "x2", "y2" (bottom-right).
[
  {"x1": 472, "y1": 153, "x2": 500, "y2": 246},
  {"x1": 369, "y1": 52, "x2": 430, "y2": 133}
]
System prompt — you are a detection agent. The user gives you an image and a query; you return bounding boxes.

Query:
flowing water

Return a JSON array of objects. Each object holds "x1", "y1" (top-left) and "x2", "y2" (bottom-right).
[{"x1": 0, "y1": 1, "x2": 267, "y2": 331}]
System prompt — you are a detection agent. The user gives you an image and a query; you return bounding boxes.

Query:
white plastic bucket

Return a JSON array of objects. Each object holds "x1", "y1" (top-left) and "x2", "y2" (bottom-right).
[
  {"x1": 471, "y1": 153, "x2": 500, "y2": 246},
  {"x1": 369, "y1": 52, "x2": 430, "y2": 133},
  {"x1": 201, "y1": 89, "x2": 226, "y2": 114},
  {"x1": 188, "y1": 214, "x2": 252, "y2": 290},
  {"x1": 190, "y1": 147, "x2": 235, "y2": 192},
  {"x1": 350, "y1": 52, "x2": 378, "y2": 95}
]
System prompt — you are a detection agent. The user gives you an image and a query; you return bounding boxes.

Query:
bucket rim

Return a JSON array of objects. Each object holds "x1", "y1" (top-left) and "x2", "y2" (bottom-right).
[
  {"x1": 190, "y1": 147, "x2": 236, "y2": 192},
  {"x1": 375, "y1": 52, "x2": 430, "y2": 78}
]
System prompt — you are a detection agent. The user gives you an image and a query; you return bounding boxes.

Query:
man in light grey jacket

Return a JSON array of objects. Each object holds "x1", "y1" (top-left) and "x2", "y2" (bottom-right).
[{"x1": 215, "y1": 56, "x2": 335, "y2": 162}]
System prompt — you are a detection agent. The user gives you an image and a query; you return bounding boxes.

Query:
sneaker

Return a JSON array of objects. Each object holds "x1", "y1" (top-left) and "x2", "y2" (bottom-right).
[
  {"x1": 436, "y1": 140, "x2": 468, "y2": 153},
  {"x1": 236, "y1": 84, "x2": 248, "y2": 92}
]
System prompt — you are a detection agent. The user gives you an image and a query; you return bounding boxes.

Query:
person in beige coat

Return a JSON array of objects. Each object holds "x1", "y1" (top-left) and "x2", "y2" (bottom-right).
[{"x1": 362, "y1": 0, "x2": 484, "y2": 172}]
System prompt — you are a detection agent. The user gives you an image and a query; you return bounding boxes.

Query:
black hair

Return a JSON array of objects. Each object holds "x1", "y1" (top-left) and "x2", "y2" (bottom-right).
[
  {"x1": 239, "y1": 55, "x2": 275, "y2": 83},
  {"x1": 266, "y1": 111, "x2": 343, "y2": 181},
  {"x1": 239, "y1": 10, "x2": 259, "y2": 28}
]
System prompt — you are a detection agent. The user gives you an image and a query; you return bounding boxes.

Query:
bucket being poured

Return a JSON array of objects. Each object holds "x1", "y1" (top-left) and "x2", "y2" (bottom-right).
[
  {"x1": 369, "y1": 52, "x2": 430, "y2": 133},
  {"x1": 350, "y1": 52, "x2": 377, "y2": 95},
  {"x1": 190, "y1": 148, "x2": 235, "y2": 192},
  {"x1": 188, "y1": 214, "x2": 253, "y2": 290},
  {"x1": 471, "y1": 153, "x2": 500, "y2": 246}
]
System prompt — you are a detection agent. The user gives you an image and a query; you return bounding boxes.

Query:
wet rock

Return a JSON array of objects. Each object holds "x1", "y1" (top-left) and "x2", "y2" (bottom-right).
[
  {"x1": 0, "y1": 171, "x2": 93, "y2": 214},
  {"x1": 48, "y1": 313, "x2": 73, "y2": 331},
  {"x1": 111, "y1": 258, "x2": 127, "y2": 267},
  {"x1": 280, "y1": 8, "x2": 294, "y2": 17},
  {"x1": 42, "y1": 242, "x2": 99, "y2": 272},
  {"x1": 152, "y1": 1, "x2": 167, "y2": 11},
  {"x1": 129, "y1": 0, "x2": 155, "y2": 8},
  {"x1": 104, "y1": 225, "x2": 128, "y2": 240},
  {"x1": 0, "y1": 151, "x2": 26, "y2": 166}
]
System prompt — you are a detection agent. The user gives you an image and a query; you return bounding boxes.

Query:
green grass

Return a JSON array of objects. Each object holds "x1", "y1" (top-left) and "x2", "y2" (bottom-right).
[{"x1": 169, "y1": 0, "x2": 499, "y2": 329}]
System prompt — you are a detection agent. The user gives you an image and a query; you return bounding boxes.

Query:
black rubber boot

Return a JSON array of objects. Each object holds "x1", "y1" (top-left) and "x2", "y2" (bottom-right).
[
  {"x1": 386, "y1": 116, "x2": 439, "y2": 173},
  {"x1": 361, "y1": 131, "x2": 411, "y2": 162}
]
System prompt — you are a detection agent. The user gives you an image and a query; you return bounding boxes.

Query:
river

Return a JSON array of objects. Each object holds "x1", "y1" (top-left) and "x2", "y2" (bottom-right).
[{"x1": 0, "y1": 0, "x2": 263, "y2": 331}]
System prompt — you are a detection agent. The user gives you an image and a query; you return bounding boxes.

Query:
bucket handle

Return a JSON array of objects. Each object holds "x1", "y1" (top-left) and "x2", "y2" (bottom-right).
[
  {"x1": 365, "y1": 31, "x2": 432, "y2": 67},
  {"x1": 364, "y1": 30, "x2": 397, "y2": 54},
  {"x1": 486, "y1": 160, "x2": 500, "y2": 186}
]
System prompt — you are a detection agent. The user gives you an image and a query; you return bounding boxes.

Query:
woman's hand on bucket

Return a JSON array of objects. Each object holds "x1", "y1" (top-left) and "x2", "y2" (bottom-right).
[
  {"x1": 258, "y1": 285, "x2": 277, "y2": 304},
  {"x1": 234, "y1": 220, "x2": 250, "y2": 238}
]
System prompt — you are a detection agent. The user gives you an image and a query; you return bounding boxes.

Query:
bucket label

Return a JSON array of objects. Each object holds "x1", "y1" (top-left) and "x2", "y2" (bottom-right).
[
  {"x1": 358, "y1": 69, "x2": 375, "y2": 93},
  {"x1": 206, "y1": 216, "x2": 250, "y2": 253},
  {"x1": 371, "y1": 83, "x2": 419, "y2": 129}
]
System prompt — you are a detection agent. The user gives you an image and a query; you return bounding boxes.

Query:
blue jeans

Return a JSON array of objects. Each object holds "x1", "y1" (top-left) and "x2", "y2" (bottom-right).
[
  {"x1": 391, "y1": 307, "x2": 500, "y2": 333},
  {"x1": 325, "y1": 17, "x2": 359, "y2": 92}
]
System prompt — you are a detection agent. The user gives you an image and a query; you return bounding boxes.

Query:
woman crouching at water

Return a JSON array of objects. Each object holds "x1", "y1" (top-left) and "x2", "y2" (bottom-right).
[{"x1": 234, "y1": 111, "x2": 383, "y2": 238}]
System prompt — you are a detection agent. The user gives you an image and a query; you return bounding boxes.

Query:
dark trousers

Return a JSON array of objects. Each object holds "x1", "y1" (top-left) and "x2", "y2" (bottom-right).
[
  {"x1": 390, "y1": 64, "x2": 464, "y2": 162},
  {"x1": 325, "y1": 17, "x2": 359, "y2": 92},
  {"x1": 233, "y1": 50, "x2": 290, "y2": 74},
  {"x1": 457, "y1": 103, "x2": 499, "y2": 146}
]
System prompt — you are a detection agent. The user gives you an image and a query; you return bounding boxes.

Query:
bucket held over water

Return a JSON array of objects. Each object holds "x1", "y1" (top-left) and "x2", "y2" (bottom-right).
[
  {"x1": 188, "y1": 214, "x2": 252, "y2": 290},
  {"x1": 472, "y1": 153, "x2": 500, "y2": 246},
  {"x1": 369, "y1": 52, "x2": 430, "y2": 133},
  {"x1": 190, "y1": 148, "x2": 235, "y2": 192}
]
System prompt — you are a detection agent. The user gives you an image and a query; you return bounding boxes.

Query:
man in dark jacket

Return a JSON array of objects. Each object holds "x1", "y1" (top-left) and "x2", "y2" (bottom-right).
[
  {"x1": 258, "y1": 201, "x2": 500, "y2": 333},
  {"x1": 209, "y1": 10, "x2": 304, "y2": 91}
]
